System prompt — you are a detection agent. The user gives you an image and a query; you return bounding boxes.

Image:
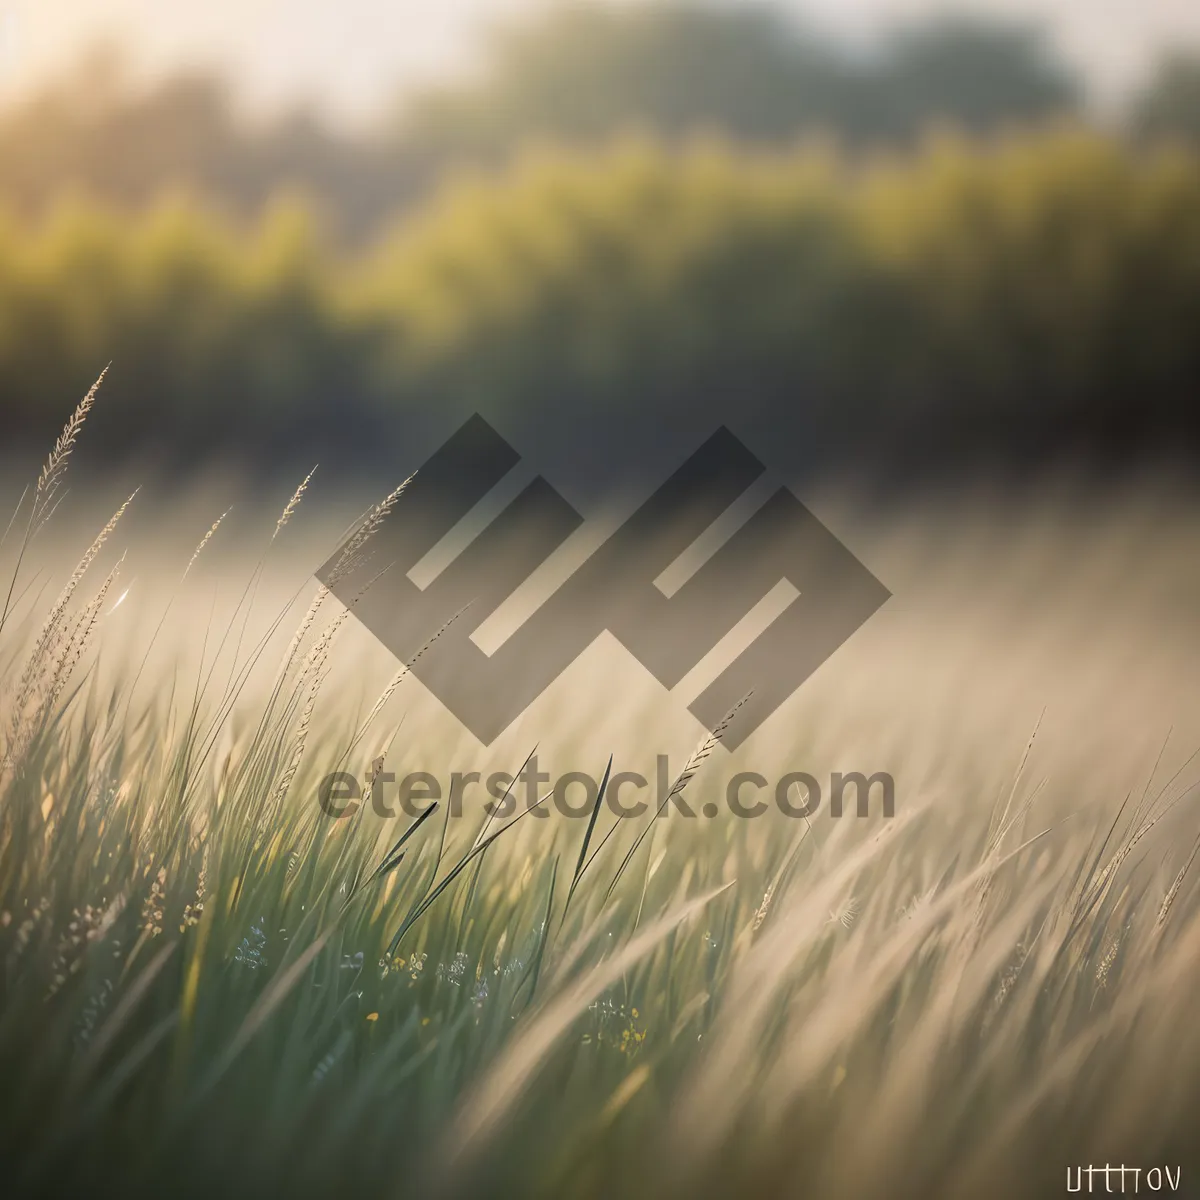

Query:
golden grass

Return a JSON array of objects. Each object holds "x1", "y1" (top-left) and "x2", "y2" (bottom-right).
[{"x1": 1, "y1": 389, "x2": 1200, "y2": 1200}]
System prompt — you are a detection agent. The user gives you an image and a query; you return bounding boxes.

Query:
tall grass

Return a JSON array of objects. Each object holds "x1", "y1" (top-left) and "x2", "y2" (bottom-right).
[{"x1": 2, "y1": 383, "x2": 1200, "y2": 1200}]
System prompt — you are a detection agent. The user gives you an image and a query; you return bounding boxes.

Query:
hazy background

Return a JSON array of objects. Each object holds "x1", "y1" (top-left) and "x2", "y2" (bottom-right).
[
  {"x1": 3, "y1": 0, "x2": 1200, "y2": 791},
  {"x1": 4, "y1": 0, "x2": 1200, "y2": 122},
  {"x1": 2, "y1": 0, "x2": 1200, "y2": 484}
]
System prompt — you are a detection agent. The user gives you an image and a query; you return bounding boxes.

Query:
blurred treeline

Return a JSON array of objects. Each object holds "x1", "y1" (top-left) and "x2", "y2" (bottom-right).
[
  {"x1": 4, "y1": 132, "x2": 1199, "y2": 476},
  {"x1": 0, "y1": 6, "x2": 1094, "y2": 240},
  {"x1": 2, "y1": 3, "x2": 1200, "y2": 478}
]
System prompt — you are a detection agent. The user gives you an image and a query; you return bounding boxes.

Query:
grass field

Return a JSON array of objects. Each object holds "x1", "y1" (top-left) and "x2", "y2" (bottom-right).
[{"x1": 3, "y1": 383, "x2": 1200, "y2": 1199}]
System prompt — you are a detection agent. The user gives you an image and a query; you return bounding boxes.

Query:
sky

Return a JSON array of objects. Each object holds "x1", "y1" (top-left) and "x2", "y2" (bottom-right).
[{"x1": 2, "y1": 0, "x2": 1199, "y2": 125}]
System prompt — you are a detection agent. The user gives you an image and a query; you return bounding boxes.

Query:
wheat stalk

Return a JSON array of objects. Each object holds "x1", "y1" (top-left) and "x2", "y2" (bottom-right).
[
  {"x1": 1157, "y1": 829, "x2": 1200, "y2": 928},
  {"x1": 273, "y1": 465, "x2": 318, "y2": 541},
  {"x1": 325, "y1": 473, "x2": 414, "y2": 588},
  {"x1": 343, "y1": 601, "x2": 472, "y2": 760},
  {"x1": 182, "y1": 508, "x2": 232, "y2": 581},
  {"x1": 599, "y1": 694, "x2": 753, "y2": 903},
  {"x1": 45, "y1": 554, "x2": 125, "y2": 707},
  {"x1": 4, "y1": 494, "x2": 136, "y2": 765},
  {"x1": 34, "y1": 366, "x2": 108, "y2": 527}
]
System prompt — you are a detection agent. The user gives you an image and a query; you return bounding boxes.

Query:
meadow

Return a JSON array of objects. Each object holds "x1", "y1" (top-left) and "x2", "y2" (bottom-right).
[{"x1": 2, "y1": 381, "x2": 1200, "y2": 1200}]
